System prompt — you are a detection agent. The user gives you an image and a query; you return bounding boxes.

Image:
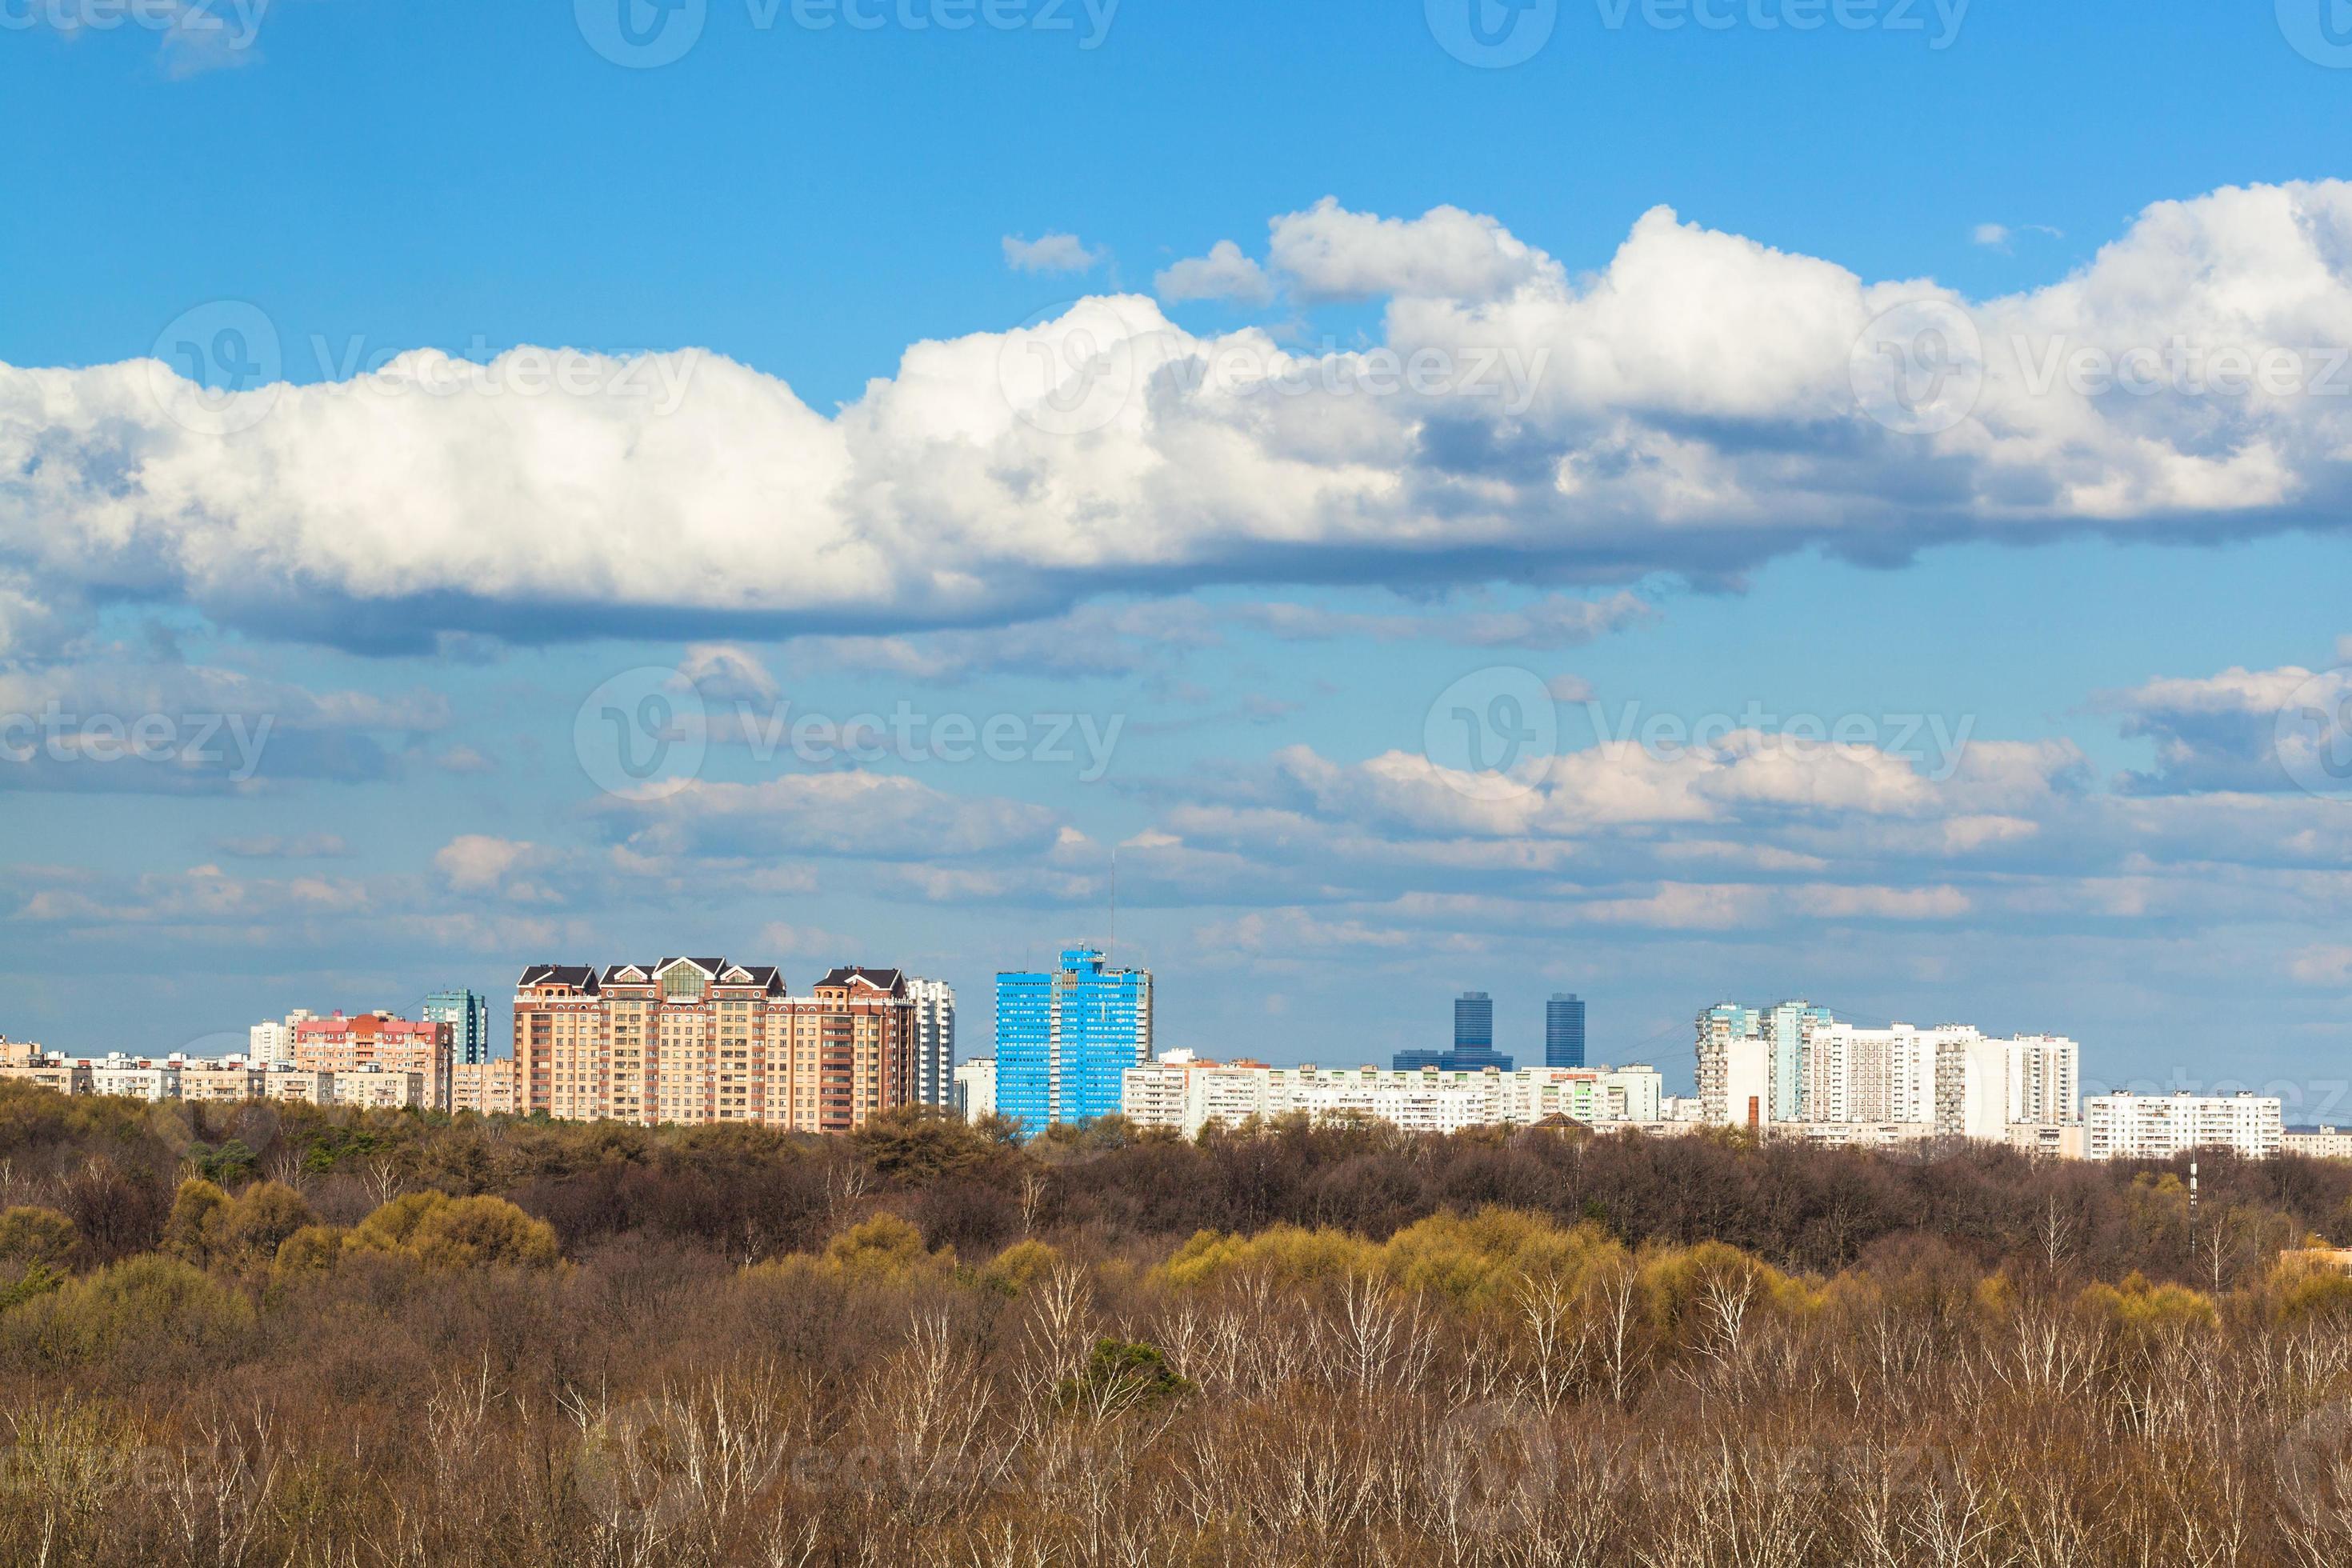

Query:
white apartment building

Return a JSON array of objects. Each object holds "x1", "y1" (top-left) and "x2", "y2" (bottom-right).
[
  {"x1": 2286, "y1": 1127, "x2": 2352, "y2": 1159},
  {"x1": 953, "y1": 1057, "x2": 997, "y2": 1122},
  {"x1": 1698, "y1": 1004, "x2": 2079, "y2": 1142},
  {"x1": 88, "y1": 1057, "x2": 182, "y2": 1102},
  {"x1": 332, "y1": 1067, "x2": 425, "y2": 1111},
  {"x1": 2086, "y1": 1092, "x2": 2283, "y2": 1162},
  {"x1": 1119, "y1": 1056, "x2": 1666, "y2": 1138},
  {"x1": 908, "y1": 978, "x2": 957, "y2": 1109},
  {"x1": 177, "y1": 1057, "x2": 266, "y2": 1104},
  {"x1": 248, "y1": 1009, "x2": 316, "y2": 1066},
  {"x1": 266, "y1": 1068, "x2": 335, "y2": 1106}
]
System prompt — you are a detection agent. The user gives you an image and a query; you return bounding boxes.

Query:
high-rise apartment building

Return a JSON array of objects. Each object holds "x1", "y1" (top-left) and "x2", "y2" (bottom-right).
[
  {"x1": 422, "y1": 989, "x2": 494, "y2": 1066},
  {"x1": 248, "y1": 1009, "x2": 316, "y2": 1066},
  {"x1": 450, "y1": 1058, "x2": 518, "y2": 1117},
  {"x1": 292, "y1": 1011, "x2": 453, "y2": 1111},
  {"x1": 995, "y1": 946, "x2": 1152, "y2": 1131},
  {"x1": 908, "y1": 978, "x2": 957, "y2": 1108},
  {"x1": 1698, "y1": 1002, "x2": 2079, "y2": 1141},
  {"x1": 511, "y1": 958, "x2": 918, "y2": 1133},
  {"x1": 1546, "y1": 994, "x2": 1586, "y2": 1070},
  {"x1": 2086, "y1": 1092, "x2": 2282, "y2": 1162},
  {"x1": 954, "y1": 1057, "x2": 997, "y2": 1122},
  {"x1": 1122, "y1": 1052, "x2": 1665, "y2": 1138}
]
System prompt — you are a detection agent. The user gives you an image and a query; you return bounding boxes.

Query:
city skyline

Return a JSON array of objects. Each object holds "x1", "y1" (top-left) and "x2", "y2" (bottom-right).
[{"x1": 6, "y1": 6, "x2": 2352, "y2": 1106}]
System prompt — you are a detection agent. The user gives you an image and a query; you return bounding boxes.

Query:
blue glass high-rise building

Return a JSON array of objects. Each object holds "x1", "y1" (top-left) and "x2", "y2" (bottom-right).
[
  {"x1": 994, "y1": 946, "x2": 1153, "y2": 1132},
  {"x1": 1546, "y1": 993, "x2": 1586, "y2": 1069},
  {"x1": 1454, "y1": 992, "x2": 1494, "y2": 1054},
  {"x1": 1395, "y1": 991, "x2": 1511, "y2": 1071},
  {"x1": 422, "y1": 988, "x2": 493, "y2": 1065}
]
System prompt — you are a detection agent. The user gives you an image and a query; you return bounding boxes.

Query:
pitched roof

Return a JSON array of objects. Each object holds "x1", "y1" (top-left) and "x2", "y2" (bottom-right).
[
  {"x1": 518, "y1": 964, "x2": 600, "y2": 993},
  {"x1": 816, "y1": 966, "x2": 907, "y2": 996}
]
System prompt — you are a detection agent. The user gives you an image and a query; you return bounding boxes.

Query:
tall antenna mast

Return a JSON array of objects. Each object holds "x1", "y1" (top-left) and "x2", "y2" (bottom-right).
[{"x1": 1108, "y1": 846, "x2": 1118, "y2": 962}]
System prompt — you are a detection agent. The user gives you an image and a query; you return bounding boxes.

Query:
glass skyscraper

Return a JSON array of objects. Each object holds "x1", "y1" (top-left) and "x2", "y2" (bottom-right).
[
  {"x1": 1454, "y1": 992, "x2": 1494, "y2": 1054},
  {"x1": 422, "y1": 988, "x2": 493, "y2": 1066},
  {"x1": 1394, "y1": 990, "x2": 1512, "y2": 1072},
  {"x1": 1546, "y1": 993, "x2": 1586, "y2": 1069},
  {"x1": 994, "y1": 946, "x2": 1152, "y2": 1132}
]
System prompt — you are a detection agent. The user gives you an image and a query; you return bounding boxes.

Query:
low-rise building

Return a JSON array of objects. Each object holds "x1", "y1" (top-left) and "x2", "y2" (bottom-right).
[
  {"x1": 2006, "y1": 1122, "x2": 2087, "y2": 1160},
  {"x1": 88, "y1": 1057, "x2": 181, "y2": 1102},
  {"x1": 2086, "y1": 1092, "x2": 2283, "y2": 1162},
  {"x1": 176, "y1": 1057, "x2": 266, "y2": 1104},
  {"x1": 1765, "y1": 1121, "x2": 1936, "y2": 1151},
  {"x1": 450, "y1": 1058, "x2": 518, "y2": 1117},
  {"x1": 0, "y1": 1062, "x2": 90, "y2": 1096},
  {"x1": 1120, "y1": 1056, "x2": 1667, "y2": 1138},
  {"x1": 2286, "y1": 1127, "x2": 2352, "y2": 1159},
  {"x1": 331, "y1": 1068, "x2": 425, "y2": 1111},
  {"x1": 264, "y1": 1068, "x2": 334, "y2": 1106}
]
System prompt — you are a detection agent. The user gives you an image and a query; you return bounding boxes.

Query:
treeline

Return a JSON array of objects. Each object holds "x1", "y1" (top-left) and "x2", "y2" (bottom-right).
[
  {"x1": 0, "y1": 1087, "x2": 2350, "y2": 1562},
  {"x1": 4, "y1": 1084, "x2": 2349, "y2": 1282}
]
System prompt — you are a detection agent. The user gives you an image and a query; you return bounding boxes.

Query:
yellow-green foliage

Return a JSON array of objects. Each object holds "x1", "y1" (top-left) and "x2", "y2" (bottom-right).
[
  {"x1": 0, "y1": 1206, "x2": 78, "y2": 1268},
  {"x1": 273, "y1": 1224, "x2": 349, "y2": 1277},
  {"x1": 1382, "y1": 1209, "x2": 1625, "y2": 1308},
  {"x1": 346, "y1": 1192, "x2": 559, "y2": 1270},
  {"x1": 2266, "y1": 1252, "x2": 2352, "y2": 1322},
  {"x1": 822, "y1": 1213, "x2": 953, "y2": 1283},
  {"x1": 218, "y1": 1182, "x2": 316, "y2": 1266},
  {"x1": 982, "y1": 1238, "x2": 1062, "y2": 1296},
  {"x1": 13, "y1": 1255, "x2": 254, "y2": 1361},
  {"x1": 162, "y1": 1178, "x2": 317, "y2": 1270},
  {"x1": 1162, "y1": 1224, "x2": 1379, "y2": 1290},
  {"x1": 1635, "y1": 1240, "x2": 1812, "y2": 1334},
  {"x1": 162, "y1": 1178, "x2": 231, "y2": 1263},
  {"x1": 2077, "y1": 1271, "x2": 2218, "y2": 1333}
]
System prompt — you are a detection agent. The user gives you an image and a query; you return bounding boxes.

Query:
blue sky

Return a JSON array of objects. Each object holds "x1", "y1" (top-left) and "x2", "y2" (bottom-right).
[{"x1": 5, "y1": 0, "x2": 2352, "y2": 1107}]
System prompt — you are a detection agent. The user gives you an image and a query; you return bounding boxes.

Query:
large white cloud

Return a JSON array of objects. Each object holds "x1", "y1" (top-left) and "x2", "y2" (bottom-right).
[{"x1": 7, "y1": 181, "x2": 2352, "y2": 653}]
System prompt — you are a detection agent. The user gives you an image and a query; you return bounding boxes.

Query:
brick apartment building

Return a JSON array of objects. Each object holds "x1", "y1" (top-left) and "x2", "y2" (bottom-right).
[
  {"x1": 512, "y1": 957, "x2": 922, "y2": 1133},
  {"x1": 291, "y1": 1012, "x2": 454, "y2": 1112}
]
